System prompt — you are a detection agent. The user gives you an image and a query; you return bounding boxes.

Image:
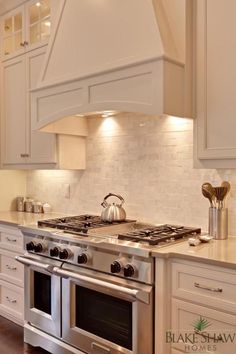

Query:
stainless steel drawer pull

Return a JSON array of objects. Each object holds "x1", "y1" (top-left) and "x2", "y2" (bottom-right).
[
  {"x1": 6, "y1": 237, "x2": 17, "y2": 243},
  {"x1": 5, "y1": 296, "x2": 17, "y2": 303},
  {"x1": 91, "y1": 342, "x2": 111, "y2": 353},
  {"x1": 5, "y1": 265, "x2": 17, "y2": 271},
  {"x1": 194, "y1": 282, "x2": 223, "y2": 293}
]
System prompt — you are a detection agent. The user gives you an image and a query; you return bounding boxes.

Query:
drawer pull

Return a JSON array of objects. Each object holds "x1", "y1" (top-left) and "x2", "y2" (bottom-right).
[
  {"x1": 194, "y1": 282, "x2": 223, "y2": 293},
  {"x1": 5, "y1": 296, "x2": 17, "y2": 303},
  {"x1": 5, "y1": 265, "x2": 17, "y2": 271},
  {"x1": 91, "y1": 342, "x2": 111, "y2": 353},
  {"x1": 6, "y1": 237, "x2": 17, "y2": 243}
]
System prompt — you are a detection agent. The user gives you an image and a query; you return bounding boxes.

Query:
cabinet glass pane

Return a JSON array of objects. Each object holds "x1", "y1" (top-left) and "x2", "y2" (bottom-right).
[
  {"x1": 4, "y1": 18, "x2": 12, "y2": 35},
  {"x1": 15, "y1": 32, "x2": 23, "y2": 50},
  {"x1": 14, "y1": 13, "x2": 22, "y2": 31},
  {"x1": 29, "y1": 3, "x2": 40, "y2": 24},
  {"x1": 41, "y1": 0, "x2": 50, "y2": 19},
  {"x1": 41, "y1": 18, "x2": 51, "y2": 41},
  {"x1": 3, "y1": 37, "x2": 13, "y2": 55},
  {"x1": 30, "y1": 23, "x2": 40, "y2": 44}
]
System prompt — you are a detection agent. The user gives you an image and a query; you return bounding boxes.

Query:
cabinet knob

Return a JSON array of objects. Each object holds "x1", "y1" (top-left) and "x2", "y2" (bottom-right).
[
  {"x1": 20, "y1": 41, "x2": 28, "y2": 47},
  {"x1": 20, "y1": 153, "x2": 29, "y2": 157}
]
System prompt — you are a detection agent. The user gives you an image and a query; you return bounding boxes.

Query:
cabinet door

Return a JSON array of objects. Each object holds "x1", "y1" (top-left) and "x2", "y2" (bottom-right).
[
  {"x1": 26, "y1": 47, "x2": 56, "y2": 164},
  {"x1": 0, "y1": 5, "x2": 26, "y2": 60},
  {"x1": 25, "y1": 0, "x2": 51, "y2": 51},
  {"x1": 171, "y1": 299, "x2": 236, "y2": 354},
  {"x1": 1, "y1": 55, "x2": 27, "y2": 164},
  {"x1": 195, "y1": 0, "x2": 236, "y2": 163}
]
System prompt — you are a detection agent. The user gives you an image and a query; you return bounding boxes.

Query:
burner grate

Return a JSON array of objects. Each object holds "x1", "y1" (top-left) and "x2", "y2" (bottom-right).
[
  {"x1": 38, "y1": 215, "x2": 135, "y2": 233},
  {"x1": 118, "y1": 224, "x2": 201, "y2": 245}
]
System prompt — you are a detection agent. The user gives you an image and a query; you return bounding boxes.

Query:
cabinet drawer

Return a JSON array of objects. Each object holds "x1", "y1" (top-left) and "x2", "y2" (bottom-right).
[
  {"x1": 0, "y1": 249, "x2": 24, "y2": 287},
  {"x1": 172, "y1": 260, "x2": 236, "y2": 313},
  {"x1": 171, "y1": 299, "x2": 236, "y2": 354},
  {"x1": 0, "y1": 280, "x2": 23, "y2": 320},
  {"x1": 0, "y1": 227, "x2": 23, "y2": 251}
]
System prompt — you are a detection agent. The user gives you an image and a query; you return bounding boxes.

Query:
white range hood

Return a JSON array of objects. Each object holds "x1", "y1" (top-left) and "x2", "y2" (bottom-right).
[{"x1": 32, "y1": 0, "x2": 190, "y2": 134}]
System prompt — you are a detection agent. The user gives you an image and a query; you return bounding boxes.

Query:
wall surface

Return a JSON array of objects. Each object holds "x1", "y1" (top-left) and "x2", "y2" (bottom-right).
[
  {"x1": 0, "y1": 170, "x2": 26, "y2": 210},
  {"x1": 26, "y1": 114, "x2": 236, "y2": 234}
]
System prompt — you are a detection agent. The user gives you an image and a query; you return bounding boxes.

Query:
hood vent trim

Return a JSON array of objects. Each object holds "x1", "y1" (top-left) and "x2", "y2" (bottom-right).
[{"x1": 31, "y1": 0, "x2": 188, "y2": 133}]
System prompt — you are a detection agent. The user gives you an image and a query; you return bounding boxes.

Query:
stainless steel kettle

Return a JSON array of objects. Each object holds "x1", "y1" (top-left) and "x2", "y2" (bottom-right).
[{"x1": 101, "y1": 193, "x2": 126, "y2": 222}]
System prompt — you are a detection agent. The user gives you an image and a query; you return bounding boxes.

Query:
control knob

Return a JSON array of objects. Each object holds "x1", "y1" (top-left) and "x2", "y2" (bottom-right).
[
  {"x1": 110, "y1": 261, "x2": 122, "y2": 274},
  {"x1": 50, "y1": 247, "x2": 60, "y2": 257},
  {"x1": 124, "y1": 264, "x2": 135, "y2": 278},
  {"x1": 33, "y1": 243, "x2": 44, "y2": 253},
  {"x1": 26, "y1": 241, "x2": 35, "y2": 251},
  {"x1": 77, "y1": 253, "x2": 89, "y2": 264},
  {"x1": 59, "y1": 248, "x2": 72, "y2": 260}
]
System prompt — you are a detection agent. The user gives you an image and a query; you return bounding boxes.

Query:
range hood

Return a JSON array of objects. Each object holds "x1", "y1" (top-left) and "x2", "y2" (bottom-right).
[{"x1": 32, "y1": 0, "x2": 191, "y2": 134}]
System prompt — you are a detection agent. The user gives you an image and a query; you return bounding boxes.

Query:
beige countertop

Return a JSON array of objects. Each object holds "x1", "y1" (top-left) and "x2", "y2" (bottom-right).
[
  {"x1": 152, "y1": 237, "x2": 236, "y2": 269},
  {"x1": 0, "y1": 211, "x2": 68, "y2": 227},
  {"x1": 0, "y1": 212, "x2": 235, "y2": 269}
]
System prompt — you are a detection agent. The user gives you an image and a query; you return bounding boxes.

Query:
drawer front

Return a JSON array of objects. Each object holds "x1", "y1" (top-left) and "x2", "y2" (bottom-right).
[
  {"x1": 0, "y1": 229, "x2": 23, "y2": 251},
  {"x1": 0, "y1": 280, "x2": 23, "y2": 318},
  {"x1": 0, "y1": 250, "x2": 24, "y2": 287},
  {"x1": 172, "y1": 261, "x2": 236, "y2": 313},
  {"x1": 171, "y1": 299, "x2": 236, "y2": 354}
]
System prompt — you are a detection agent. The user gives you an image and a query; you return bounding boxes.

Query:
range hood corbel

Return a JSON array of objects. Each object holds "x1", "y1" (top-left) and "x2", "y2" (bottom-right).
[{"x1": 31, "y1": 0, "x2": 191, "y2": 134}]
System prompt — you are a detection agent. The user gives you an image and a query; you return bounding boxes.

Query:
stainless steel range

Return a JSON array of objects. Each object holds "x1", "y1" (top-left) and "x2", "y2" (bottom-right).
[{"x1": 16, "y1": 215, "x2": 201, "y2": 354}]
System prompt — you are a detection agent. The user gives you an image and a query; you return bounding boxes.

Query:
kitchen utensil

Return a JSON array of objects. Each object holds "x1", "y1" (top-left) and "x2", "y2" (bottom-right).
[
  {"x1": 101, "y1": 193, "x2": 126, "y2": 222},
  {"x1": 214, "y1": 186, "x2": 228, "y2": 208},
  {"x1": 201, "y1": 183, "x2": 216, "y2": 207},
  {"x1": 16, "y1": 196, "x2": 24, "y2": 212},
  {"x1": 210, "y1": 207, "x2": 228, "y2": 240}
]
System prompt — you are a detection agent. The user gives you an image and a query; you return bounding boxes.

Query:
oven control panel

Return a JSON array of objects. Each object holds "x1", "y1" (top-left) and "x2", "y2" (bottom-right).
[{"x1": 24, "y1": 235, "x2": 154, "y2": 284}]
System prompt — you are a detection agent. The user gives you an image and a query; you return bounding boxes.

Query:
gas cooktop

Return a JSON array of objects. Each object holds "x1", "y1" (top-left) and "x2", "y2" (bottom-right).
[
  {"x1": 38, "y1": 214, "x2": 135, "y2": 234},
  {"x1": 118, "y1": 224, "x2": 201, "y2": 245}
]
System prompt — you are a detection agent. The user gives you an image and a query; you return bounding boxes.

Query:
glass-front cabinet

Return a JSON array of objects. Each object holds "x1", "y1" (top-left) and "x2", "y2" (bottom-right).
[{"x1": 1, "y1": 0, "x2": 51, "y2": 59}]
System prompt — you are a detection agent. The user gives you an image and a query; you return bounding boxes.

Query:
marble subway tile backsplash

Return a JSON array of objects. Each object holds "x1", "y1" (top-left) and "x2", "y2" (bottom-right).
[{"x1": 26, "y1": 114, "x2": 236, "y2": 234}]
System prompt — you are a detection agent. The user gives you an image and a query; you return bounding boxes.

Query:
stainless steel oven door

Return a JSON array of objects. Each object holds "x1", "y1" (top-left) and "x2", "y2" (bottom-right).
[
  {"x1": 16, "y1": 255, "x2": 62, "y2": 338},
  {"x1": 54, "y1": 264, "x2": 153, "y2": 354}
]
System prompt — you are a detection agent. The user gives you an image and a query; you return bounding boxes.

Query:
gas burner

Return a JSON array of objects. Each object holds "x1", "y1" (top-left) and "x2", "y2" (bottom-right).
[
  {"x1": 118, "y1": 224, "x2": 201, "y2": 245},
  {"x1": 38, "y1": 215, "x2": 135, "y2": 234}
]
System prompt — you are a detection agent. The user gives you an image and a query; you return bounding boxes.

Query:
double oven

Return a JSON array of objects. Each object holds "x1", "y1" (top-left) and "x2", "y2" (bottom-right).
[{"x1": 17, "y1": 254, "x2": 153, "y2": 354}]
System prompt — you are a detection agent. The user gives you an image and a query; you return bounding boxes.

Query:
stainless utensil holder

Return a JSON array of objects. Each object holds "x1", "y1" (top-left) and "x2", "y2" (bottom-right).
[{"x1": 209, "y1": 207, "x2": 228, "y2": 240}]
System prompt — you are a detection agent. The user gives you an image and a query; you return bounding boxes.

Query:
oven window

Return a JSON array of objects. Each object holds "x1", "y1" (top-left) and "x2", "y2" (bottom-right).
[
  {"x1": 34, "y1": 271, "x2": 51, "y2": 315},
  {"x1": 75, "y1": 285, "x2": 132, "y2": 350}
]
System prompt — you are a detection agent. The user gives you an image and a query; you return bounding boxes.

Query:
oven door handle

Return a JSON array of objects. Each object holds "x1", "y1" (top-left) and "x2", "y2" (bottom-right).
[
  {"x1": 15, "y1": 255, "x2": 54, "y2": 273},
  {"x1": 53, "y1": 267, "x2": 151, "y2": 304}
]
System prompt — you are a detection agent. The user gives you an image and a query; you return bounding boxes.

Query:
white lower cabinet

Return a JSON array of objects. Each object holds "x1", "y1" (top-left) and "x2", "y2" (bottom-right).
[
  {"x1": 171, "y1": 299, "x2": 236, "y2": 354},
  {"x1": 170, "y1": 259, "x2": 236, "y2": 354},
  {"x1": 0, "y1": 224, "x2": 24, "y2": 325}
]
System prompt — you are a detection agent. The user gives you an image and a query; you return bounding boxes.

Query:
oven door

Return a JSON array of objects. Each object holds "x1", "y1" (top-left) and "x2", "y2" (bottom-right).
[
  {"x1": 16, "y1": 255, "x2": 62, "y2": 338},
  {"x1": 54, "y1": 264, "x2": 153, "y2": 354}
]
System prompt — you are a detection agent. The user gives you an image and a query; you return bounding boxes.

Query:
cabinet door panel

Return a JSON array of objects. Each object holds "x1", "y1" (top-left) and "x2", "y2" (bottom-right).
[
  {"x1": 1, "y1": 56, "x2": 27, "y2": 164},
  {"x1": 196, "y1": 0, "x2": 236, "y2": 160},
  {"x1": 171, "y1": 299, "x2": 236, "y2": 354},
  {"x1": 26, "y1": 47, "x2": 56, "y2": 164},
  {"x1": 1, "y1": 5, "x2": 25, "y2": 60}
]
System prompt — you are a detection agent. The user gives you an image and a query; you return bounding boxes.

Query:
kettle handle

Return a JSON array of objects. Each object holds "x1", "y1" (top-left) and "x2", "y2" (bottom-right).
[{"x1": 101, "y1": 193, "x2": 125, "y2": 207}]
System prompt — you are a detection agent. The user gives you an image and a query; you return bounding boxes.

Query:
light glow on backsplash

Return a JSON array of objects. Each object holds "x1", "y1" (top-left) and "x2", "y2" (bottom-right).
[{"x1": 26, "y1": 114, "x2": 236, "y2": 234}]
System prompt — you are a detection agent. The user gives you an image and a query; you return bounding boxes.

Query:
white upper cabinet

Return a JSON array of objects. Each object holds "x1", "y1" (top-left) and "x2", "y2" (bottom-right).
[
  {"x1": 1, "y1": 0, "x2": 51, "y2": 60},
  {"x1": 1, "y1": 47, "x2": 56, "y2": 167},
  {"x1": 194, "y1": 0, "x2": 236, "y2": 168}
]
